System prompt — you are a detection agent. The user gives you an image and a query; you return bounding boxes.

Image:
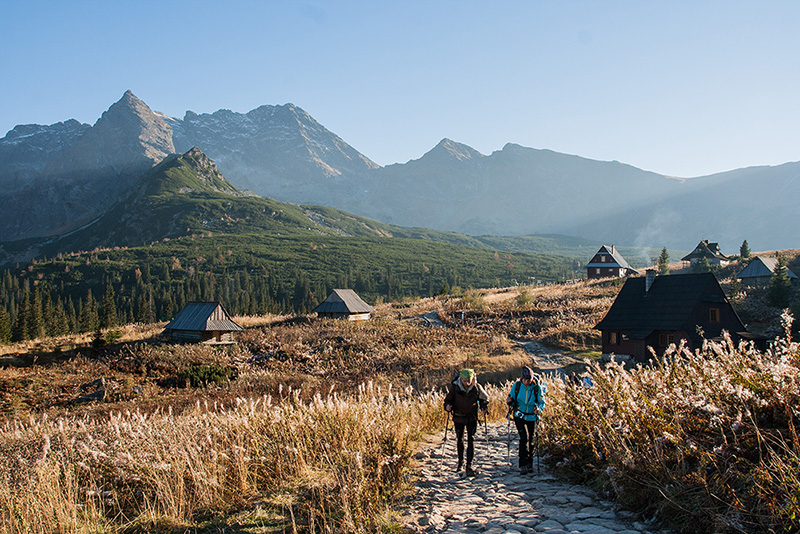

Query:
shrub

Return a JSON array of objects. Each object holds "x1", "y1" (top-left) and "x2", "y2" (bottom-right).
[{"x1": 177, "y1": 364, "x2": 232, "y2": 387}]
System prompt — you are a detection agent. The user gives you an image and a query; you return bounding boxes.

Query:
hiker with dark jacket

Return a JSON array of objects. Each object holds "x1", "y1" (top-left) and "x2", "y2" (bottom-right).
[
  {"x1": 506, "y1": 366, "x2": 546, "y2": 474},
  {"x1": 444, "y1": 368, "x2": 489, "y2": 476}
]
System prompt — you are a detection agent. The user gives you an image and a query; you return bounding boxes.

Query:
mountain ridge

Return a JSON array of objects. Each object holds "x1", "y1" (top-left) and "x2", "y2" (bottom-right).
[{"x1": 1, "y1": 91, "x2": 797, "y2": 252}]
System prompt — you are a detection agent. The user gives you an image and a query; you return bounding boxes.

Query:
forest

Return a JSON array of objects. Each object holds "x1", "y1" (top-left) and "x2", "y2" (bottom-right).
[{"x1": 0, "y1": 231, "x2": 578, "y2": 342}]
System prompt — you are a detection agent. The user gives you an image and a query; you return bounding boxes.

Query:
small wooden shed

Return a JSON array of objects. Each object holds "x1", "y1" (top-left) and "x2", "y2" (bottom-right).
[
  {"x1": 313, "y1": 289, "x2": 374, "y2": 321},
  {"x1": 162, "y1": 302, "x2": 243, "y2": 343},
  {"x1": 737, "y1": 256, "x2": 798, "y2": 287}
]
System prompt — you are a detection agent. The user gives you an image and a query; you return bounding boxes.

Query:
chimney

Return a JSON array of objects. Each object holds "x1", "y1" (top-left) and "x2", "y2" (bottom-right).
[{"x1": 645, "y1": 270, "x2": 656, "y2": 294}]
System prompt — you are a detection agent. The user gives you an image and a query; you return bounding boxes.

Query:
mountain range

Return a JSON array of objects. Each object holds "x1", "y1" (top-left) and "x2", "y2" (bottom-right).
[{"x1": 1, "y1": 90, "x2": 797, "y2": 255}]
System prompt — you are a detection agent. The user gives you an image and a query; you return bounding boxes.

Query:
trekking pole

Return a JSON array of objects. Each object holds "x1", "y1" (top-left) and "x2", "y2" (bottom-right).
[
  {"x1": 534, "y1": 419, "x2": 540, "y2": 474},
  {"x1": 506, "y1": 408, "x2": 512, "y2": 465},
  {"x1": 483, "y1": 410, "x2": 489, "y2": 454},
  {"x1": 441, "y1": 411, "x2": 451, "y2": 457}
]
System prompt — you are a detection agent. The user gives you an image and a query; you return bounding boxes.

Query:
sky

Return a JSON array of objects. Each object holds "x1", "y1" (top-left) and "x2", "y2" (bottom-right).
[{"x1": 1, "y1": 0, "x2": 799, "y2": 178}]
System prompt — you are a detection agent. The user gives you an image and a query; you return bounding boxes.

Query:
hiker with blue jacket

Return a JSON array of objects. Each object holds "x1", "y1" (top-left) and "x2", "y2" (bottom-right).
[
  {"x1": 444, "y1": 368, "x2": 489, "y2": 477},
  {"x1": 506, "y1": 366, "x2": 546, "y2": 474}
]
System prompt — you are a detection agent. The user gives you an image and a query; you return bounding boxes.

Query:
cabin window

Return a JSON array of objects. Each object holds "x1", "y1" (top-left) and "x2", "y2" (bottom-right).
[
  {"x1": 600, "y1": 256, "x2": 606, "y2": 262},
  {"x1": 658, "y1": 333, "x2": 675, "y2": 346},
  {"x1": 609, "y1": 332, "x2": 618, "y2": 344},
  {"x1": 709, "y1": 308, "x2": 720, "y2": 323},
  {"x1": 596, "y1": 268, "x2": 601, "y2": 275}
]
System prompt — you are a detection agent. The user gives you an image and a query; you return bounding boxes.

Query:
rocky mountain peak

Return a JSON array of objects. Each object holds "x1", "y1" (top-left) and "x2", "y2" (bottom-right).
[
  {"x1": 418, "y1": 138, "x2": 484, "y2": 164},
  {"x1": 43, "y1": 91, "x2": 174, "y2": 179}
]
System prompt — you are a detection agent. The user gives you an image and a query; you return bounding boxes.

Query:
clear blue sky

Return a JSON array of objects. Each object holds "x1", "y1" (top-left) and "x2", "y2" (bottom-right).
[{"x1": 2, "y1": 0, "x2": 798, "y2": 177}]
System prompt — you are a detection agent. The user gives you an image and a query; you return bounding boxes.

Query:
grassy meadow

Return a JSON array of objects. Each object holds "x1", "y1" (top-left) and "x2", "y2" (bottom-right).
[{"x1": 0, "y1": 277, "x2": 798, "y2": 533}]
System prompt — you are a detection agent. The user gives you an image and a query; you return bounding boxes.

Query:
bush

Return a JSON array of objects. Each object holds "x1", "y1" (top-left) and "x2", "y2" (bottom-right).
[{"x1": 177, "y1": 364, "x2": 232, "y2": 387}]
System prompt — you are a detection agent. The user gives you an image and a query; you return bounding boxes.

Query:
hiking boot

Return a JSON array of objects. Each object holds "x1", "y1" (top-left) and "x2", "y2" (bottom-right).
[
  {"x1": 520, "y1": 465, "x2": 529, "y2": 475},
  {"x1": 465, "y1": 466, "x2": 477, "y2": 477}
]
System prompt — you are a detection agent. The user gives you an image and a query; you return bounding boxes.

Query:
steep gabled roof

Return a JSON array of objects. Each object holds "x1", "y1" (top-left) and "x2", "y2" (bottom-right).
[
  {"x1": 164, "y1": 302, "x2": 243, "y2": 331},
  {"x1": 737, "y1": 256, "x2": 798, "y2": 279},
  {"x1": 595, "y1": 273, "x2": 744, "y2": 340},
  {"x1": 682, "y1": 240, "x2": 729, "y2": 262},
  {"x1": 313, "y1": 289, "x2": 374, "y2": 314},
  {"x1": 586, "y1": 245, "x2": 636, "y2": 270}
]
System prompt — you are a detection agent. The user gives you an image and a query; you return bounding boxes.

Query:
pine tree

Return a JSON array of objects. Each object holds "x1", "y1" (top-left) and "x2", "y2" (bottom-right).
[
  {"x1": 740, "y1": 240, "x2": 751, "y2": 259},
  {"x1": 657, "y1": 247, "x2": 670, "y2": 275},
  {"x1": 0, "y1": 308, "x2": 11, "y2": 344},
  {"x1": 26, "y1": 287, "x2": 45, "y2": 340},
  {"x1": 100, "y1": 284, "x2": 118, "y2": 329},
  {"x1": 12, "y1": 294, "x2": 29, "y2": 342},
  {"x1": 79, "y1": 290, "x2": 99, "y2": 333},
  {"x1": 768, "y1": 255, "x2": 793, "y2": 309}
]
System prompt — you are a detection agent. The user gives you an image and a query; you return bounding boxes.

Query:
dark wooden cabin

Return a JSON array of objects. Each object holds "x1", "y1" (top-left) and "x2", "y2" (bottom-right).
[
  {"x1": 595, "y1": 272, "x2": 747, "y2": 362},
  {"x1": 586, "y1": 245, "x2": 639, "y2": 279}
]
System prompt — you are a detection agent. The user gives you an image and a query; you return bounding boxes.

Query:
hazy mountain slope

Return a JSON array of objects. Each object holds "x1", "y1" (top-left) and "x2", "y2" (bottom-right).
[
  {"x1": 575, "y1": 161, "x2": 800, "y2": 251},
  {"x1": 168, "y1": 103, "x2": 379, "y2": 202},
  {"x1": 344, "y1": 139, "x2": 682, "y2": 236}
]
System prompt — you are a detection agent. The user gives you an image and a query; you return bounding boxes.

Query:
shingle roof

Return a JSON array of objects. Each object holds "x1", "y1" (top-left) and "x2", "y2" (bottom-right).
[
  {"x1": 313, "y1": 289, "x2": 374, "y2": 314},
  {"x1": 164, "y1": 302, "x2": 243, "y2": 332},
  {"x1": 737, "y1": 256, "x2": 798, "y2": 279},
  {"x1": 585, "y1": 245, "x2": 638, "y2": 274},
  {"x1": 595, "y1": 273, "x2": 743, "y2": 339},
  {"x1": 681, "y1": 240, "x2": 729, "y2": 262}
]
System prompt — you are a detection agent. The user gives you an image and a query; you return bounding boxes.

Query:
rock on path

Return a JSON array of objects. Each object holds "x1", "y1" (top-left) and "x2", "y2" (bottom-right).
[{"x1": 399, "y1": 422, "x2": 668, "y2": 534}]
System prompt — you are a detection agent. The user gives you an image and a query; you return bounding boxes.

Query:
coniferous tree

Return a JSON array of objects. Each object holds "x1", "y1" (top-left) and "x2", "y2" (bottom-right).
[
  {"x1": 691, "y1": 257, "x2": 712, "y2": 273},
  {"x1": 12, "y1": 290, "x2": 30, "y2": 342},
  {"x1": 27, "y1": 287, "x2": 44, "y2": 340},
  {"x1": 768, "y1": 255, "x2": 793, "y2": 309},
  {"x1": 0, "y1": 308, "x2": 11, "y2": 344},
  {"x1": 657, "y1": 247, "x2": 670, "y2": 275},
  {"x1": 79, "y1": 290, "x2": 99, "y2": 333},
  {"x1": 740, "y1": 240, "x2": 751, "y2": 259},
  {"x1": 100, "y1": 284, "x2": 118, "y2": 329},
  {"x1": 52, "y1": 297, "x2": 70, "y2": 336}
]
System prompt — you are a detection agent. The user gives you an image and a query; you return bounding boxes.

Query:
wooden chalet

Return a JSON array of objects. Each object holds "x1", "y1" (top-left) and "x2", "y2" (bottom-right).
[
  {"x1": 162, "y1": 302, "x2": 243, "y2": 343},
  {"x1": 586, "y1": 245, "x2": 639, "y2": 279},
  {"x1": 737, "y1": 256, "x2": 798, "y2": 287},
  {"x1": 681, "y1": 240, "x2": 730, "y2": 267},
  {"x1": 313, "y1": 289, "x2": 374, "y2": 321},
  {"x1": 595, "y1": 271, "x2": 747, "y2": 362}
]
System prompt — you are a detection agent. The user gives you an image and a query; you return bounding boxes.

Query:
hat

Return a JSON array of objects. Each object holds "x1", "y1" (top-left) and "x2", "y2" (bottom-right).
[
  {"x1": 521, "y1": 366, "x2": 533, "y2": 379},
  {"x1": 459, "y1": 368, "x2": 475, "y2": 382}
]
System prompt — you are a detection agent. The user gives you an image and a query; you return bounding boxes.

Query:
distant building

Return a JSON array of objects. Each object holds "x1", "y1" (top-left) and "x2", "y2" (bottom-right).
[
  {"x1": 737, "y1": 256, "x2": 798, "y2": 287},
  {"x1": 162, "y1": 302, "x2": 243, "y2": 343},
  {"x1": 595, "y1": 272, "x2": 749, "y2": 362},
  {"x1": 586, "y1": 245, "x2": 639, "y2": 279},
  {"x1": 313, "y1": 289, "x2": 374, "y2": 321},
  {"x1": 681, "y1": 240, "x2": 730, "y2": 267}
]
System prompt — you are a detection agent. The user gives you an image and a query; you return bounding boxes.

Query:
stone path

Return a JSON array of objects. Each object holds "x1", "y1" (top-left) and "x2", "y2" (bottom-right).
[{"x1": 399, "y1": 422, "x2": 668, "y2": 534}]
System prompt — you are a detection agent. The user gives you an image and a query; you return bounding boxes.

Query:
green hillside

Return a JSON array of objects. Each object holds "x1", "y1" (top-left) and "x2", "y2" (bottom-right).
[{"x1": 0, "y1": 148, "x2": 583, "y2": 342}]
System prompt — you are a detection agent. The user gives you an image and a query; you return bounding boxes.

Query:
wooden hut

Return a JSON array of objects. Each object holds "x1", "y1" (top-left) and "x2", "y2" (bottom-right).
[
  {"x1": 313, "y1": 289, "x2": 374, "y2": 321},
  {"x1": 737, "y1": 256, "x2": 798, "y2": 287},
  {"x1": 162, "y1": 302, "x2": 243, "y2": 343}
]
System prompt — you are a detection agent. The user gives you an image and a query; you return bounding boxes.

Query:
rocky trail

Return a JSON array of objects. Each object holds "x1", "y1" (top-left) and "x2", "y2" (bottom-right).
[{"x1": 399, "y1": 422, "x2": 668, "y2": 534}]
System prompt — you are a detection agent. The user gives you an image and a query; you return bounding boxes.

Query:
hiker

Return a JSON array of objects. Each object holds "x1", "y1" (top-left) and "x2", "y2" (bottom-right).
[
  {"x1": 506, "y1": 366, "x2": 546, "y2": 474},
  {"x1": 444, "y1": 368, "x2": 489, "y2": 476}
]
